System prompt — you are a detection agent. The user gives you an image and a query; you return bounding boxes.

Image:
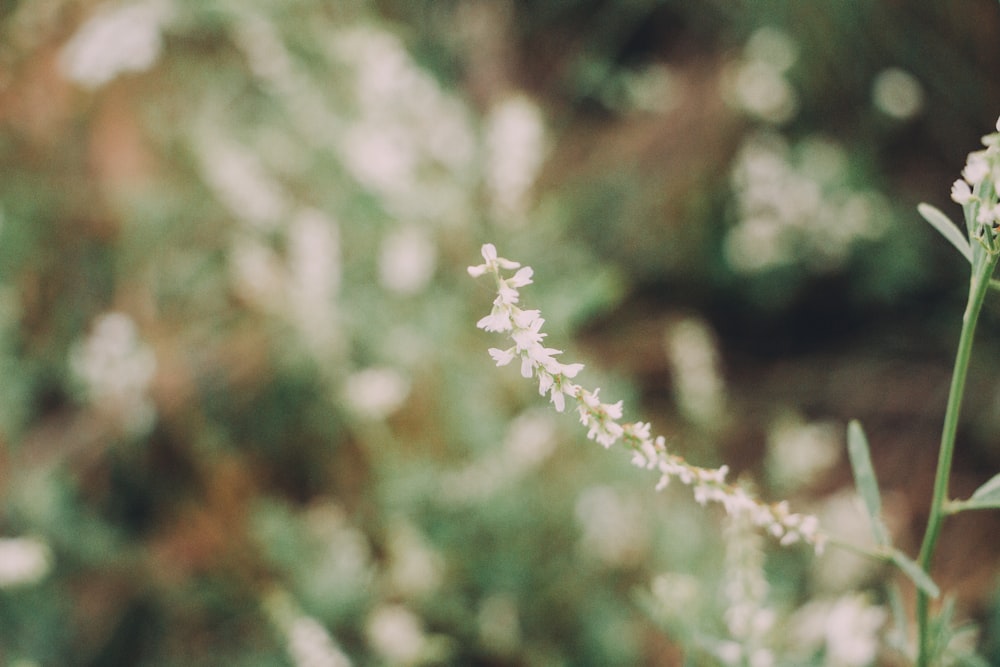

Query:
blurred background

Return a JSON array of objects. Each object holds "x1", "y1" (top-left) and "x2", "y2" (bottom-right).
[{"x1": 3, "y1": 1, "x2": 1000, "y2": 664}]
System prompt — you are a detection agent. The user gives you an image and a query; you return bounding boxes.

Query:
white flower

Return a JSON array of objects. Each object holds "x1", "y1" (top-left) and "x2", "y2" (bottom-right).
[
  {"x1": 489, "y1": 347, "x2": 516, "y2": 366},
  {"x1": 512, "y1": 309, "x2": 541, "y2": 328},
  {"x1": 510, "y1": 316, "x2": 545, "y2": 352},
  {"x1": 977, "y1": 204, "x2": 998, "y2": 226},
  {"x1": 962, "y1": 152, "x2": 990, "y2": 185},
  {"x1": 951, "y1": 179, "x2": 974, "y2": 205},
  {"x1": 546, "y1": 375, "x2": 580, "y2": 413},
  {"x1": 467, "y1": 243, "x2": 520, "y2": 277},
  {"x1": 507, "y1": 266, "x2": 534, "y2": 288},
  {"x1": 476, "y1": 306, "x2": 513, "y2": 332}
]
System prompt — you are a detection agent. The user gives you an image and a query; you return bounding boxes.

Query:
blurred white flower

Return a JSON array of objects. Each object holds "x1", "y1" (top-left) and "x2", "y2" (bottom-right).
[
  {"x1": 872, "y1": 68, "x2": 924, "y2": 120},
  {"x1": 341, "y1": 122, "x2": 417, "y2": 196},
  {"x1": 263, "y1": 589, "x2": 352, "y2": 667},
  {"x1": 810, "y1": 490, "x2": 879, "y2": 592},
  {"x1": 574, "y1": 485, "x2": 647, "y2": 567},
  {"x1": 233, "y1": 12, "x2": 294, "y2": 87},
  {"x1": 439, "y1": 410, "x2": 558, "y2": 505},
  {"x1": 664, "y1": 317, "x2": 726, "y2": 428},
  {"x1": 603, "y1": 64, "x2": 680, "y2": 114},
  {"x1": 299, "y1": 502, "x2": 374, "y2": 601},
  {"x1": 727, "y1": 61, "x2": 798, "y2": 124},
  {"x1": 792, "y1": 594, "x2": 886, "y2": 667},
  {"x1": 477, "y1": 594, "x2": 521, "y2": 655},
  {"x1": 69, "y1": 312, "x2": 157, "y2": 435},
  {"x1": 344, "y1": 367, "x2": 411, "y2": 419},
  {"x1": 365, "y1": 604, "x2": 427, "y2": 666},
  {"x1": 229, "y1": 237, "x2": 285, "y2": 309},
  {"x1": 826, "y1": 595, "x2": 887, "y2": 666},
  {"x1": 485, "y1": 95, "x2": 547, "y2": 225},
  {"x1": 951, "y1": 179, "x2": 974, "y2": 205},
  {"x1": 59, "y1": 0, "x2": 171, "y2": 89},
  {"x1": 649, "y1": 572, "x2": 702, "y2": 619},
  {"x1": 195, "y1": 134, "x2": 289, "y2": 231},
  {"x1": 725, "y1": 132, "x2": 888, "y2": 273},
  {"x1": 232, "y1": 12, "x2": 341, "y2": 150},
  {"x1": 288, "y1": 616, "x2": 351, "y2": 667},
  {"x1": 287, "y1": 208, "x2": 341, "y2": 348},
  {"x1": 385, "y1": 520, "x2": 444, "y2": 599},
  {"x1": 722, "y1": 28, "x2": 799, "y2": 125},
  {"x1": 963, "y1": 152, "x2": 990, "y2": 185},
  {"x1": 502, "y1": 410, "x2": 558, "y2": 470},
  {"x1": 378, "y1": 225, "x2": 437, "y2": 295},
  {"x1": 0, "y1": 536, "x2": 52, "y2": 588},
  {"x1": 722, "y1": 517, "x2": 773, "y2": 644},
  {"x1": 332, "y1": 25, "x2": 476, "y2": 226},
  {"x1": 744, "y1": 27, "x2": 799, "y2": 73},
  {"x1": 723, "y1": 215, "x2": 787, "y2": 272},
  {"x1": 766, "y1": 413, "x2": 840, "y2": 493}
]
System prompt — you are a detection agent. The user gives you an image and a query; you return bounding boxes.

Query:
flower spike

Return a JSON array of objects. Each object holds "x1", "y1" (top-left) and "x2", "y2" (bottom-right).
[{"x1": 469, "y1": 244, "x2": 825, "y2": 553}]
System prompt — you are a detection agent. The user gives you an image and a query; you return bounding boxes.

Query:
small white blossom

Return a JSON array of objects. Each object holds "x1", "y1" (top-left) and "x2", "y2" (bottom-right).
[
  {"x1": 467, "y1": 243, "x2": 520, "y2": 278},
  {"x1": 962, "y1": 152, "x2": 990, "y2": 185},
  {"x1": 488, "y1": 347, "x2": 516, "y2": 366},
  {"x1": 951, "y1": 179, "x2": 974, "y2": 205},
  {"x1": 977, "y1": 203, "x2": 1000, "y2": 226}
]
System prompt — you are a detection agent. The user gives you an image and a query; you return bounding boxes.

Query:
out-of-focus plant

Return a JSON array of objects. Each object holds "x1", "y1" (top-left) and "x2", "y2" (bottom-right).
[{"x1": 4, "y1": 1, "x2": 1000, "y2": 666}]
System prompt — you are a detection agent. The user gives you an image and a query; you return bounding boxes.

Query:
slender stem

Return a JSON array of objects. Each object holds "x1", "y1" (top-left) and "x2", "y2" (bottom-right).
[{"x1": 915, "y1": 252, "x2": 997, "y2": 665}]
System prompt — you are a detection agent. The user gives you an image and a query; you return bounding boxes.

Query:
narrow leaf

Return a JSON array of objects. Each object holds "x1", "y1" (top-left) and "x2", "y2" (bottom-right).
[
  {"x1": 951, "y1": 472, "x2": 1000, "y2": 512},
  {"x1": 918, "y1": 203, "x2": 973, "y2": 263},
  {"x1": 971, "y1": 472, "x2": 1000, "y2": 501},
  {"x1": 885, "y1": 583, "x2": 910, "y2": 652},
  {"x1": 891, "y1": 549, "x2": 940, "y2": 599},
  {"x1": 847, "y1": 420, "x2": 890, "y2": 546}
]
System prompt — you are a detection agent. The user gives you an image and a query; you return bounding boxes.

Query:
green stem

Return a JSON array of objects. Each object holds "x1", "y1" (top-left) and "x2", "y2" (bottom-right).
[{"x1": 916, "y1": 251, "x2": 997, "y2": 666}]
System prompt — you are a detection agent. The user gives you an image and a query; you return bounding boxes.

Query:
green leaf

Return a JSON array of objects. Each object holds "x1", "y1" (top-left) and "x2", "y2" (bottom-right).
[
  {"x1": 918, "y1": 203, "x2": 973, "y2": 264},
  {"x1": 970, "y1": 472, "x2": 1000, "y2": 502},
  {"x1": 951, "y1": 472, "x2": 1000, "y2": 512},
  {"x1": 891, "y1": 548, "x2": 940, "y2": 599},
  {"x1": 885, "y1": 582, "x2": 911, "y2": 654},
  {"x1": 846, "y1": 420, "x2": 890, "y2": 546}
]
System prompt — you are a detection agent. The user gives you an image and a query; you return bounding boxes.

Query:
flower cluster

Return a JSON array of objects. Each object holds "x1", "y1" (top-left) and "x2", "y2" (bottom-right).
[
  {"x1": 469, "y1": 244, "x2": 825, "y2": 552},
  {"x1": 950, "y1": 117, "x2": 1000, "y2": 235}
]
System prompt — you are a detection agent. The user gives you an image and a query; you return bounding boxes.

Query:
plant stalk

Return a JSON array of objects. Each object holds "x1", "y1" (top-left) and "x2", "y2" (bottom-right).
[{"x1": 916, "y1": 251, "x2": 997, "y2": 666}]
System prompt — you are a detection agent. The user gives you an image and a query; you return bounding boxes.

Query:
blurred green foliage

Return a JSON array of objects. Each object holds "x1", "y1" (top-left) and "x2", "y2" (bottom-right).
[{"x1": 1, "y1": 1, "x2": 1000, "y2": 665}]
